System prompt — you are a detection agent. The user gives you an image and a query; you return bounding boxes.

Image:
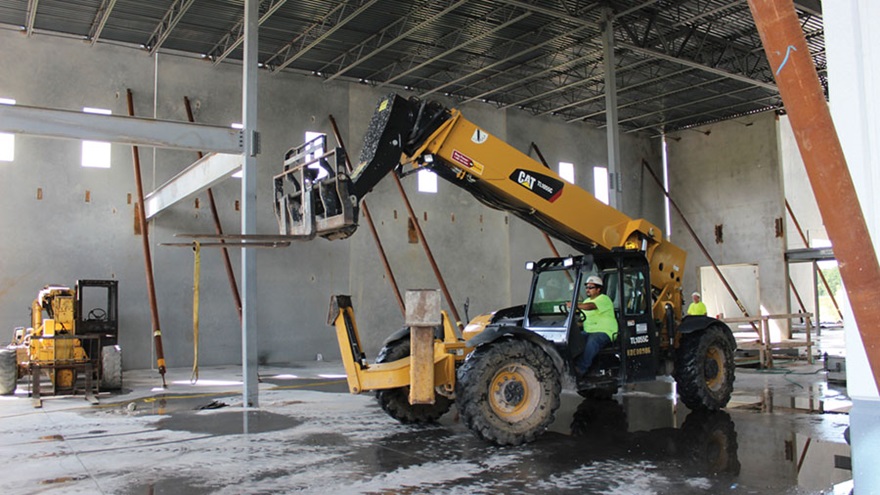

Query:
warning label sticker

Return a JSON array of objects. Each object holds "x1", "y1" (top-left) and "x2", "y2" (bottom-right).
[{"x1": 452, "y1": 150, "x2": 484, "y2": 175}]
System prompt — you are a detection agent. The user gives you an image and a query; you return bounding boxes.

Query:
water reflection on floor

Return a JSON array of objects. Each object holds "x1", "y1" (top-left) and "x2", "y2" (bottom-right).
[{"x1": 0, "y1": 364, "x2": 851, "y2": 495}]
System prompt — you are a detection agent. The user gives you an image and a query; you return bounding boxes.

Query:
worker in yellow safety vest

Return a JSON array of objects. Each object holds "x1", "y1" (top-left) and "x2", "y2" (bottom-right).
[
  {"x1": 571, "y1": 275, "x2": 618, "y2": 377},
  {"x1": 687, "y1": 292, "x2": 708, "y2": 316}
]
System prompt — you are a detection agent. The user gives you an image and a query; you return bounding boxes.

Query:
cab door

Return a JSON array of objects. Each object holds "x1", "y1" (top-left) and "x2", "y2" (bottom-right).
[{"x1": 617, "y1": 256, "x2": 658, "y2": 382}]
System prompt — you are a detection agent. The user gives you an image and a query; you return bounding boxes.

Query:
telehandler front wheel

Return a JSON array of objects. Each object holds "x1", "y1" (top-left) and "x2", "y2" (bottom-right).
[
  {"x1": 456, "y1": 339, "x2": 561, "y2": 446},
  {"x1": 674, "y1": 325, "x2": 735, "y2": 411},
  {"x1": 375, "y1": 337, "x2": 452, "y2": 424}
]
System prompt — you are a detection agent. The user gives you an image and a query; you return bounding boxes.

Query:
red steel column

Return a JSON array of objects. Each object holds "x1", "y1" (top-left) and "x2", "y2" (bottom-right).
[{"x1": 748, "y1": 0, "x2": 880, "y2": 393}]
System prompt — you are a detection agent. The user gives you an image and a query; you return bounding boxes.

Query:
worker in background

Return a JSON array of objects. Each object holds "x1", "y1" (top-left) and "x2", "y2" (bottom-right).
[
  {"x1": 687, "y1": 292, "x2": 708, "y2": 316},
  {"x1": 571, "y1": 275, "x2": 618, "y2": 377}
]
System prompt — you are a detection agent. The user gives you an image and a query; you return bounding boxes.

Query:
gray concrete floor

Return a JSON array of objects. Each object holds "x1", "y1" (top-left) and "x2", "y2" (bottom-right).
[{"x1": 0, "y1": 357, "x2": 851, "y2": 495}]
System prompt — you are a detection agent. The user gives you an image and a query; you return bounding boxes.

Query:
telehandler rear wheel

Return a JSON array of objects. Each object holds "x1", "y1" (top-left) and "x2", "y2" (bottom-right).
[
  {"x1": 0, "y1": 348, "x2": 17, "y2": 395},
  {"x1": 375, "y1": 338, "x2": 452, "y2": 424},
  {"x1": 456, "y1": 339, "x2": 560, "y2": 446},
  {"x1": 674, "y1": 325, "x2": 735, "y2": 411}
]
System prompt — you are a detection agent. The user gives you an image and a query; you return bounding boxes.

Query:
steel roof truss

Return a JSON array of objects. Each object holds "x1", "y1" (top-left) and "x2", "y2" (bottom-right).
[
  {"x1": 25, "y1": 0, "x2": 38, "y2": 37},
  {"x1": 377, "y1": 8, "x2": 531, "y2": 88},
  {"x1": 146, "y1": 0, "x2": 197, "y2": 55},
  {"x1": 268, "y1": 0, "x2": 380, "y2": 74},
  {"x1": 87, "y1": 0, "x2": 118, "y2": 46},
  {"x1": 207, "y1": 0, "x2": 288, "y2": 65},
  {"x1": 322, "y1": 0, "x2": 465, "y2": 83}
]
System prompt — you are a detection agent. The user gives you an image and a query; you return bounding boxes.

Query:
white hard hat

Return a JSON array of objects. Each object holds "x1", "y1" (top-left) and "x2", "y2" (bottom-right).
[
  {"x1": 692, "y1": 292, "x2": 701, "y2": 298},
  {"x1": 586, "y1": 275, "x2": 603, "y2": 286}
]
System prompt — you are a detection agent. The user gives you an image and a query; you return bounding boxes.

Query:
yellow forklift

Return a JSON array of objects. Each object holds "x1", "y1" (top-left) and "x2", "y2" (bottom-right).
[{"x1": 0, "y1": 280, "x2": 121, "y2": 405}]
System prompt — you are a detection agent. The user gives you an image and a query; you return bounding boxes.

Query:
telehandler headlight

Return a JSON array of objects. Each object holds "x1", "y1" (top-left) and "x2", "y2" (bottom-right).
[{"x1": 524, "y1": 261, "x2": 535, "y2": 271}]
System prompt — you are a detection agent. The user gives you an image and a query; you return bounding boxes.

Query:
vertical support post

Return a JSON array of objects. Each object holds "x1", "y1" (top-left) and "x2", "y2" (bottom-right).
[
  {"x1": 812, "y1": 260, "x2": 820, "y2": 336},
  {"x1": 240, "y1": 0, "x2": 259, "y2": 408},
  {"x1": 126, "y1": 89, "x2": 167, "y2": 387},
  {"x1": 805, "y1": 315, "x2": 813, "y2": 365},
  {"x1": 406, "y1": 290, "x2": 441, "y2": 405},
  {"x1": 601, "y1": 8, "x2": 621, "y2": 208}
]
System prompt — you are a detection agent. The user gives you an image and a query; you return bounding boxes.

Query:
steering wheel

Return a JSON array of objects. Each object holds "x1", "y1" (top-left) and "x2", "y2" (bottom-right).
[
  {"x1": 87, "y1": 308, "x2": 107, "y2": 321},
  {"x1": 558, "y1": 303, "x2": 587, "y2": 323}
]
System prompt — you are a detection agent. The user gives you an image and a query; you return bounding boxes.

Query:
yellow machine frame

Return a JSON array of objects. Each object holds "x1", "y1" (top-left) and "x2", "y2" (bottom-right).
[{"x1": 329, "y1": 295, "x2": 469, "y2": 403}]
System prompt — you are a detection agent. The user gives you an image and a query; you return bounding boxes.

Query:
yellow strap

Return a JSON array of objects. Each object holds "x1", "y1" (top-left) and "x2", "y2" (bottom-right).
[{"x1": 191, "y1": 242, "x2": 201, "y2": 384}]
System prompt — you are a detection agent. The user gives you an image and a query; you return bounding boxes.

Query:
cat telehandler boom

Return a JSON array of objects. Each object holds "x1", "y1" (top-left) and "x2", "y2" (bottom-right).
[{"x1": 274, "y1": 93, "x2": 737, "y2": 445}]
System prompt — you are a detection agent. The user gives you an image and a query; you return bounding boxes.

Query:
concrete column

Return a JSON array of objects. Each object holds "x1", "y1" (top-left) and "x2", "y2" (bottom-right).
[{"x1": 825, "y1": 1, "x2": 880, "y2": 491}]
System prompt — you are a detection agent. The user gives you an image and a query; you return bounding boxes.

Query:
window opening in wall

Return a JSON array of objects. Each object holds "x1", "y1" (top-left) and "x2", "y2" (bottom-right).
[
  {"x1": 305, "y1": 131, "x2": 328, "y2": 181},
  {"x1": 231, "y1": 123, "x2": 244, "y2": 178},
  {"x1": 559, "y1": 161, "x2": 574, "y2": 183},
  {"x1": 662, "y1": 134, "x2": 671, "y2": 239},
  {"x1": 593, "y1": 166, "x2": 609, "y2": 205},
  {"x1": 418, "y1": 169, "x2": 438, "y2": 193},
  {"x1": 0, "y1": 98, "x2": 15, "y2": 162},
  {"x1": 82, "y1": 107, "x2": 112, "y2": 168}
]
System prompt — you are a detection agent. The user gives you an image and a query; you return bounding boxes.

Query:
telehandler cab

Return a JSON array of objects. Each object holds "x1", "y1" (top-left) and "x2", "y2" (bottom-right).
[{"x1": 277, "y1": 93, "x2": 737, "y2": 445}]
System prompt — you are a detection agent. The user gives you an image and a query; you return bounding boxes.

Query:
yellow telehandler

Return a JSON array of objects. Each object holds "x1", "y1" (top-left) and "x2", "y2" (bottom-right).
[{"x1": 274, "y1": 94, "x2": 736, "y2": 445}]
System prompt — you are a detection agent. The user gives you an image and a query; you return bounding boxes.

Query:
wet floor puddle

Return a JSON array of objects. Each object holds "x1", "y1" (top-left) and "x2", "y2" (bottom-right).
[{"x1": 155, "y1": 409, "x2": 301, "y2": 436}]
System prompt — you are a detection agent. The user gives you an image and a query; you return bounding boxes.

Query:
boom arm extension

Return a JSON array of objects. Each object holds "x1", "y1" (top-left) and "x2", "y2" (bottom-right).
[
  {"x1": 350, "y1": 94, "x2": 686, "y2": 322},
  {"x1": 274, "y1": 94, "x2": 686, "y2": 322}
]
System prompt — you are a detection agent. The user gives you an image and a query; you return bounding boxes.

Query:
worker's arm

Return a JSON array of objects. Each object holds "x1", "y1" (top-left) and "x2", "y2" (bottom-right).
[{"x1": 566, "y1": 300, "x2": 597, "y2": 310}]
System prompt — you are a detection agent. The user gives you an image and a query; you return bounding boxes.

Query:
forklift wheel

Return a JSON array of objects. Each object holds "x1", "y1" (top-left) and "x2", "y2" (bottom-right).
[
  {"x1": 100, "y1": 346, "x2": 123, "y2": 391},
  {"x1": 456, "y1": 339, "x2": 561, "y2": 446},
  {"x1": 0, "y1": 348, "x2": 17, "y2": 395},
  {"x1": 375, "y1": 337, "x2": 452, "y2": 424},
  {"x1": 674, "y1": 325, "x2": 735, "y2": 411}
]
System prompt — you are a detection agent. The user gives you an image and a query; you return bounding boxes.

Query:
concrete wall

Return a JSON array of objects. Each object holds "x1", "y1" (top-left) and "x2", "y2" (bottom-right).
[
  {"x1": 0, "y1": 29, "x2": 664, "y2": 368},
  {"x1": 779, "y1": 114, "x2": 837, "y2": 322},
  {"x1": 666, "y1": 112, "x2": 789, "y2": 328}
]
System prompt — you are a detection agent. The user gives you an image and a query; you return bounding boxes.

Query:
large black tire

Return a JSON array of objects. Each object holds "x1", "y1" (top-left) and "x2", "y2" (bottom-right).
[
  {"x1": 0, "y1": 348, "x2": 18, "y2": 395},
  {"x1": 100, "y1": 345, "x2": 123, "y2": 391},
  {"x1": 455, "y1": 339, "x2": 561, "y2": 446},
  {"x1": 674, "y1": 325, "x2": 735, "y2": 411},
  {"x1": 681, "y1": 410, "x2": 741, "y2": 476},
  {"x1": 374, "y1": 338, "x2": 453, "y2": 424}
]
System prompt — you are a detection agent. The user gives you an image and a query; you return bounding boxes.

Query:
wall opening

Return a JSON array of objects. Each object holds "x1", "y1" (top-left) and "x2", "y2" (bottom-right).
[
  {"x1": 305, "y1": 131, "x2": 327, "y2": 180},
  {"x1": 0, "y1": 98, "x2": 15, "y2": 162},
  {"x1": 418, "y1": 169, "x2": 438, "y2": 193},
  {"x1": 82, "y1": 107, "x2": 112, "y2": 168},
  {"x1": 559, "y1": 161, "x2": 574, "y2": 183},
  {"x1": 593, "y1": 166, "x2": 609, "y2": 205}
]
